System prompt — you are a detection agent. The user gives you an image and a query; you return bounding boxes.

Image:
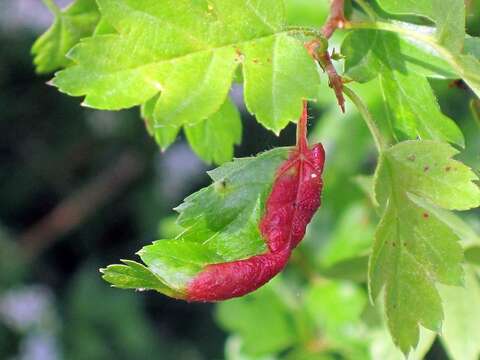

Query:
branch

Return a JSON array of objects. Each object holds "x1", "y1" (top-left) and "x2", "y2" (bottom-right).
[
  {"x1": 305, "y1": 42, "x2": 345, "y2": 113},
  {"x1": 18, "y1": 151, "x2": 145, "y2": 259},
  {"x1": 321, "y1": 0, "x2": 345, "y2": 39},
  {"x1": 305, "y1": 0, "x2": 346, "y2": 112},
  {"x1": 319, "y1": 51, "x2": 345, "y2": 112}
]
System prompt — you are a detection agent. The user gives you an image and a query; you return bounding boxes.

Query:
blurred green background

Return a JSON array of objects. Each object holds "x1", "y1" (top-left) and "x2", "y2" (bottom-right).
[{"x1": 1, "y1": 0, "x2": 480, "y2": 359}]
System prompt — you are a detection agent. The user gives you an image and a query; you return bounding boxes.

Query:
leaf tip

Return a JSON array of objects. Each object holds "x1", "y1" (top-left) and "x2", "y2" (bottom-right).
[
  {"x1": 80, "y1": 101, "x2": 94, "y2": 108},
  {"x1": 46, "y1": 79, "x2": 56, "y2": 87}
]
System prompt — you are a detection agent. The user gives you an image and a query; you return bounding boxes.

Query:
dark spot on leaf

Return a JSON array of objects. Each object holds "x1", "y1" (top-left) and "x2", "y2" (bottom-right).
[
  {"x1": 423, "y1": 212, "x2": 429, "y2": 219},
  {"x1": 215, "y1": 179, "x2": 228, "y2": 193},
  {"x1": 252, "y1": 58, "x2": 259, "y2": 64},
  {"x1": 445, "y1": 166, "x2": 451, "y2": 172},
  {"x1": 423, "y1": 165, "x2": 430, "y2": 172},
  {"x1": 449, "y1": 79, "x2": 468, "y2": 90},
  {"x1": 407, "y1": 154, "x2": 416, "y2": 162}
]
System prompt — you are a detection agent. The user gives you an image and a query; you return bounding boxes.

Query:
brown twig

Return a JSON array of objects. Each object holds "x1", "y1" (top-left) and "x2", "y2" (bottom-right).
[
  {"x1": 305, "y1": 0, "x2": 346, "y2": 112},
  {"x1": 305, "y1": 42, "x2": 346, "y2": 113},
  {"x1": 321, "y1": 0, "x2": 345, "y2": 38},
  {"x1": 319, "y1": 51, "x2": 345, "y2": 112},
  {"x1": 18, "y1": 151, "x2": 145, "y2": 259}
]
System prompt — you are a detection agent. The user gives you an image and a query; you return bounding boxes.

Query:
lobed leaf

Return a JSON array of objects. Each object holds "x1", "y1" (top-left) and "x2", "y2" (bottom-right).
[
  {"x1": 376, "y1": 0, "x2": 465, "y2": 53},
  {"x1": 100, "y1": 260, "x2": 180, "y2": 298},
  {"x1": 342, "y1": 28, "x2": 457, "y2": 81},
  {"x1": 342, "y1": 30, "x2": 464, "y2": 146},
  {"x1": 142, "y1": 96, "x2": 242, "y2": 164},
  {"x1": 375, "y1": 141, "x2": 480, "y2": 211},
  {"x1": 53, "y1": 0, "x2": 319, "y2": 135},
  {"x1": 32, "y1": 0, "x2": 100, "y2": 74},
  {"x1": 370, "y1": 140, "x2": 480, "y2": 353},
  {"x1": 102, "y1": 147, "x2": 290, "y2": 297},
  {"x1": 185, "y1": 98, "x2": 242, "y2": 165}
]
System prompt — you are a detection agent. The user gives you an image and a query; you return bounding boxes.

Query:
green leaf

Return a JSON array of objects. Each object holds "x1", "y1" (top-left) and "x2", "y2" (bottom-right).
[
  {"x1": 185, "y1": 98, "x2": 242, "y2": 165},
  {"x1": 32, "y1": 0, "x2": 100, "y2": 74},
  {"x1": 439, "y1": 267, "x2": 480, "y2": 360},
  {"x1": 224, "y1": 336, "x2": 277, "y2": 360},
  {"x1": 342, "y1": 29, "x2": 457, "y2": 81},
  {"x1": 284, "y1": 0, "x2": 329, "y2": 27},
  {"x1": 465, "y1": 37, "x2": 480, "y2": 58},
  {"x1": 100, "y1": 260, "x2": 180, "y2": 298},
  {"x1": 92, "y1": 17, "x2": 116, "y2": 36},
  {"x1": 53, "y1": 0, "x2": 319, "y2": 134},
  {"x1": 141, "y1": 94, "x2": 179, "y2": 150},
  {"x1": 345, "y1": 20, "x2": 480, "y2": 99},
  {"x1": 142, "y1": 95, "x2": 242, "y2": 163},
  {"x1": 370, "y1": 140, "x2": 480, "y2": 352},
  {"x1": 405, "y1": 200, "x2": 480, "y2": 247},
  {"x1": 319, "y1": 203, "x2": 374, "y2": 267},
  {"x1": 342, "y1": 30, "x2": 464, "y2": 146},
  {"x1": 103, "y1": 147, "x2": 289, "y2": 295},
  {"x1": 353, "y1": 175, "x2": 378, "y2": 209},
  {"x1": 242, "y1": 34, "x2": 319, "y2": 133},
  {"x1": 465, "y1": 246, "x2": 480, "y2": 265},
  {"x1": 305, "y1": 281, "x2": 367, "y2": 341},
  {"x1": 217, "y1": 280, "x2": 296, "y2": 356},
  {"x1": 370, "y1": 194, "x2": 462, "y2": 352},
  {"x1": 303, "y1": 280, "x2": 371, "y2": 359},
  {"x1": 376, "y1": 0, "x2": 465, "y2": 53},
  {"x1": 453, "y1": 53, "x2": 480, "y2": 98},
  {"x1": 379, "y1": 71, "x2": 464, "y2": 146},
  {"x1": 319, "y1": 256, "x2": 369, "y2": 283},
  {"x1": 375, "y1": 141, "x2": 480, "y2": 211},
  {"x1": 369, "y1": 319, "x2": 436, "y2": 360}
]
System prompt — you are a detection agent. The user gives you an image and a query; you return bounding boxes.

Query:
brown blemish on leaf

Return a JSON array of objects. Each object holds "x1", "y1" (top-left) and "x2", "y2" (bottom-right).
[
  {"x1": 423, "y1": 165, "x2": 430, "y2": 172},
  {"x1": 445, "y1": 166, "x2": 452, "y2": 172},
  {"x1": 423, "y1": 212, "x2": 429, "y2": 219},
  {"x1": 234, "y1": 48, "x2": 244, "y2": 63},
  {"x1": 407, "y1": 154, "x2": 416, "y2": 162}
]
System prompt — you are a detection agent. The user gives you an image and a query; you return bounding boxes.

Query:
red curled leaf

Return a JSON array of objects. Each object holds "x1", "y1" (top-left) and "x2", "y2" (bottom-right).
[
  {"x1": 186, "y1": 103, "x2": 325, "y2": 301},
  {"x1": 186, "y1": 247, "x2": 292, "y2": 301},
  {"x1": 101, "y1": 102, "x2": 325, "y2": 302}
]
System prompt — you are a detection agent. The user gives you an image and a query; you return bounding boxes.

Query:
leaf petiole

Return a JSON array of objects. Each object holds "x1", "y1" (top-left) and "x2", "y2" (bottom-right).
[
  {"x1": 343, "y1": 86, "x2": 386, "y2": 153},
  {"x1": 297, "y1": 101, "x2": 309, "y2": 153}
]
